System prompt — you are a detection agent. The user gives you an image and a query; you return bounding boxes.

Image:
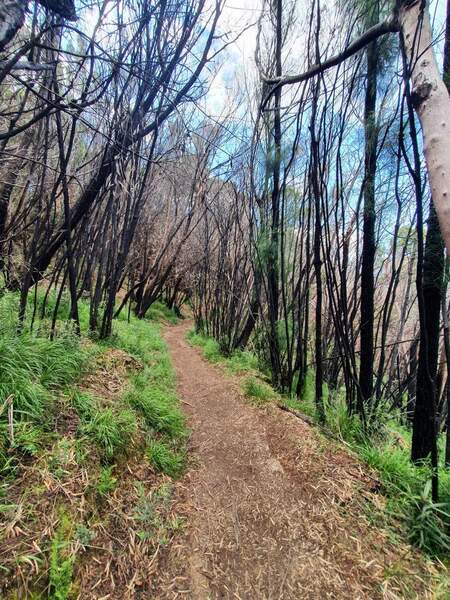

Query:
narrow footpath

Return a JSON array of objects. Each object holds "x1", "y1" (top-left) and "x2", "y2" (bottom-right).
[{"x1": 152, "y1": 321, "x2": 437, "y2": 599}]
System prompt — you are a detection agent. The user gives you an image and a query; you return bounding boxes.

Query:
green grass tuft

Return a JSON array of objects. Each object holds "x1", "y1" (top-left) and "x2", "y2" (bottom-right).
[
  {"x1": 226, "y1": 350, "x2": 259, "y2": 374},
  {"x1": 80, "y1": 407, "x2": 137, "y2": 462},
  {"x1": 0, "y1": 296, "x2": 91, "y2": 471},
  {"x1": 147, "y1": 440, "x2": 185, "y2": 478},
  {"x1": 146, "y1": 301, "x2": 179, "y2": 324},
  {"x1": 70, "y1": 390, "x2": 95, "y2": 421},
  {"x1": 243, "y1": 377, "x2": 276, "y2": 406},
  {"x1": 127, "y1": 386, "x2": 185, "y2": 439}
]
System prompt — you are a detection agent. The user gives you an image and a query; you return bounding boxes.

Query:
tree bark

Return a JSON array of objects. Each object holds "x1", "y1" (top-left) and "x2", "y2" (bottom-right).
[
  {"x1": 358, "y1": 0, "x2": 379, "y2": 412},
  {"x1": 410, "y1": 0, "x2": 448, "y2": 462},
  {"x1": 411, "y1": 203, "x2": 444, "y2": 460},
  {"x1": 399, "y1": 1, "x2": 450, "y2": 256}
]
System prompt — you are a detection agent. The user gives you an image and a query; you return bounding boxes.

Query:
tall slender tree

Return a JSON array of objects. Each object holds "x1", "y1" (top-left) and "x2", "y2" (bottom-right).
[{"x1": 358, "y1": 0, "x2": 379, "y2": 415}]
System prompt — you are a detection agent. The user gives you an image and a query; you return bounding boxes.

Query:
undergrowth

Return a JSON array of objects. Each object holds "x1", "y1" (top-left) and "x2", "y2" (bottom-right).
[
  {"x1": 287, "y1": 390, "x2": 450, "y2": 558},
  {"x1": 0, "y1": 294, "x2": 92, "y2": 473},
  {"x1": 0, "y1": 293, "x2": 187, "y2": 596},
  {"x1": 145, "y1": 300, "x2": 179, "y2": 324},
  {"x1": 243, "y1": 377, "x2": 277, "y2": 406},
  {"x1": 187, "y1": 329, "x2": 258, "y2": 375},
  {"x1": 49, "y1": 510, "x2": 75, "y2": 600},
  {"x1": 147, "y1": 440, "x2": 185, "y2": 478},
  {"x1": 189, "y1": 328, "x2": 450, "y2": 561}
]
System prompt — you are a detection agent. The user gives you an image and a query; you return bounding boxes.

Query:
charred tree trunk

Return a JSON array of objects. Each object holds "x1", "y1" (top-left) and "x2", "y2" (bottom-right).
[
  {"x1": 358, "y1": 1, "x2": 379, "y2": 413},
  {"x1": 266, "y1": 0, "x2": 283, "y2": 387},
  {"x1": 411, "y1": 203, "x2": 444, "y2": 460}
]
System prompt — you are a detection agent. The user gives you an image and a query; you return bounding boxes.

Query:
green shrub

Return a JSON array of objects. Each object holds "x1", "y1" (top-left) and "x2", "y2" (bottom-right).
[{"x1": 96, "y1": 465, "x2": 117, "y2": 496}]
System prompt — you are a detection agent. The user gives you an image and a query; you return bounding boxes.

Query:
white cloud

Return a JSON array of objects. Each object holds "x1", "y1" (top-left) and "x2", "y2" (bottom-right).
[{"x1": 203, "y1": 0, "x2": 263, "y2": 117}]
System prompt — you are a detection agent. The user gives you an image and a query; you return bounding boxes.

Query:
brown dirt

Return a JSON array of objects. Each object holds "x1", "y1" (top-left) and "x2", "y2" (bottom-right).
[{"x1": 153, "y1": 321, "x2": 442, "y2": 600}]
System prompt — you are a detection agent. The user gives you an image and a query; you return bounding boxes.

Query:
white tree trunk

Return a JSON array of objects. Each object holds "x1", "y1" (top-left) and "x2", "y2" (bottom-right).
[
  {"x1": 400, "y1": 1, "x2": 450, "y2": 253},
  {"x1": 0, "y1": 1, "x2": 26, "y2": 52}
]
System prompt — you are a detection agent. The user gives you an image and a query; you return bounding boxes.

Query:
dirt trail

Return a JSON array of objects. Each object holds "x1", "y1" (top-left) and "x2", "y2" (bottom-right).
[{"x1": 156, "y1": 321, "x2": 437, "y2": 599}]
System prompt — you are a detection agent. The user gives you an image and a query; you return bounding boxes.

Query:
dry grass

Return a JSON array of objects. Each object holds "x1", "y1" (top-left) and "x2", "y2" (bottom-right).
[
  {"x1": 1, "y1": 323, "x2": 447, "y2": 599},
  {"x1": 155, "y1": 321, "x2": 446, "y2": 600},
  {"x1": 78, "y1": 348, "x2": 142, "y2": 404},
  {"x1": 0, "y1": 346, "x2": 175, "y2": 599}
]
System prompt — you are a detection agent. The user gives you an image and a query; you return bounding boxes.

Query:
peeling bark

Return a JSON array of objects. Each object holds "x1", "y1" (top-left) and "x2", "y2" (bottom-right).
[{"x1": 400, "y1": 1, "x2": 450, "y2": 255}]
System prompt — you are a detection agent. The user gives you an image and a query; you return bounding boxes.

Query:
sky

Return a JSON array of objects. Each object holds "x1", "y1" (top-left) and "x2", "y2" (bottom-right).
[
  {"x1": 204, "y1": 0, "x2": 448, "y2": 117},
  {"x1": 203, "y1": 0, "x2": 263, "y2": 117}
]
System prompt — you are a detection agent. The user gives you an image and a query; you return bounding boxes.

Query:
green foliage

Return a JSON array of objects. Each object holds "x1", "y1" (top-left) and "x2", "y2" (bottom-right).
[
  {"x1": 133, "y1": 481, "x2": 180, "y2": 544},
  {"x1": 75, "y1": 524, "x2": 95, "y2": 547},
  {"x1": 187, "y1": 331, "x2": 221, "y2": 362},
  {"x1": 146, "y1": 301, "x2": 179, "y2": 324},
  {"x1": 202, "y1": 338, "x2": 221, "y2": 362},
  {"x1": 243, "y1": 377, "x2": 276, "y2": 406},
  {"x1": 324, "y1": 396, "x2": 366, "y2": 444},
  {"x1": 13, "y1": 422, "x2": 45, "y2": 456},
  {"x1": 147, "y1": 440, "x2": 185, "y2": 478},
  {"x1": 359, "y1": 441, "x2": 423, "y2": 495},
  {"x1": 188, "y1": 329, "x2": 259, "y2": 373},
  {"x1": 0, "y1": 295, "x2": 91, "y2": 472},
  {"x1": 113, "y1": 317, "x2": 185, "y2": 437},
  {"x1": 0, "y1": 292, "x2": 189, "y2": 597},
  {"x1": 27, "y1": 289, "x2": 90, "y2": 333},
  {"x1": 226, "y1": 350, "x2": 259, "y2": 375},
  {"x1": 96, "y1": 465, "x2": 117, "y2": 496},
  {"x1": 80, "y1": 407, "x2": 137, "y2": 462},
  {"x1": 49, "y1": 538, "x2": 73, "y2": 600},
  {"x1": 186, "y1": 329, "x2": 206, "y2": 347},
  {"x1": 407, "y1": 481, "x2": 450, "y2": 555},
  {"x1": 307, "y1": 391, "x2": 450, "y2": 557},
  {"x1": 49, "y1": 511, "x2": 75, "y2": 600},
  {"x1": 70, "y1": 390, "x2": 95, "y2": 421},
  {"x1": 108, "y1": 318, "x2": 165, "y2": 362},
  {"x1": 0, "y1": 298, "x2": 89, "y2": 422},
  {"x1": 127, "y1": 386, "x2": 185, "y2": 439}
]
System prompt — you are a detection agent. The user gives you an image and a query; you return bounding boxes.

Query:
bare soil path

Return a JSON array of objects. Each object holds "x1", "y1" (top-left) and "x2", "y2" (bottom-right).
[{"x1": 155, "y1": 321, "x2": 438, "y2": 599}]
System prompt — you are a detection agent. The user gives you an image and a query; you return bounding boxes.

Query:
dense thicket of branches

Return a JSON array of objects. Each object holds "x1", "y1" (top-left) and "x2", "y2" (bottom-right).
[
  {"x1": 2, "y1": 0, "x2": 450, "y2": 501},
  {"x1": 190, "y1": 0, "x2": 450, "y2": 499}
]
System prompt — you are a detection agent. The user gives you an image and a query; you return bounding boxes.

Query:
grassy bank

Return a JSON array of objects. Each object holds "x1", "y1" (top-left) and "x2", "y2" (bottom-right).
[
  {"x1": 0, "y1": 292, "x2": 186, "y2": 598},
  {"x1": 187, "y1": 329, "x2": 450, "y2": 562}
]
